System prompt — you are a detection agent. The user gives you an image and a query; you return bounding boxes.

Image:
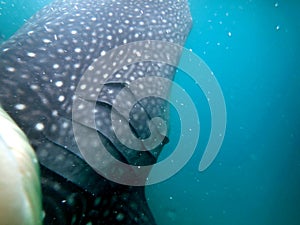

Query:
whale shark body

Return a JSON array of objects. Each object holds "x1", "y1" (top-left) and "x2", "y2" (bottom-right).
[{"x1": 0, "y1": 0, "x2": 192, "y2": 224}]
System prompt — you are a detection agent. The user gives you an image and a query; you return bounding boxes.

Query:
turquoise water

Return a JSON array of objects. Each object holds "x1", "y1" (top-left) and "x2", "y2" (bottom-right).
[
  {"x1": 1, "y1": 0, "x2": 299, "y2": 225},
  {"x1": 147, "y1": 0, "x2": 300, "y2": 225},
  {"x1": 0, "y1": 0, "x2": 51, "y2": 40}
]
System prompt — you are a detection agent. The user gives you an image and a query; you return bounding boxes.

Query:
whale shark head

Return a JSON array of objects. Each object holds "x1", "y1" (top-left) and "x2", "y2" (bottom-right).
[{"x1": 0, "y1": 0, "x2": 192, "y2": 224}]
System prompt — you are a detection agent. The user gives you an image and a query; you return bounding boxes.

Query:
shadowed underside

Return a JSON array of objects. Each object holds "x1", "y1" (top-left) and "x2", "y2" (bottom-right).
[{"x1": 0, "y1": 0, "x2": 192, "y2": 224}]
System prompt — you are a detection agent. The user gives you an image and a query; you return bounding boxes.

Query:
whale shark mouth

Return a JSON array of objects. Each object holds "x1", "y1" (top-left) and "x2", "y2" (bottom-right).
[{"x1": 0, "y1": 0, "x2": 192, "y2": 224}]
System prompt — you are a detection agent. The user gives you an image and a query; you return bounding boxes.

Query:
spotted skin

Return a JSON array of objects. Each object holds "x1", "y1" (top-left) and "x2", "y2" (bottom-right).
[{"x1": 0, "y1": 0, "x2": 192, "y2": 224}]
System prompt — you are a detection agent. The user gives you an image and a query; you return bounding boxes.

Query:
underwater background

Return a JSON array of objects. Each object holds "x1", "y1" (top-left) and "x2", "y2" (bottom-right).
[{"x1": 0, "y1": 0, "x2": 299, "y2": 225}]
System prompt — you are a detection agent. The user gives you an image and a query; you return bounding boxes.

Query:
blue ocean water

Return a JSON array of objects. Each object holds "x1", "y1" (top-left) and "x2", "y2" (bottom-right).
[
  {"x1": 146, "y1": 0, "x2": 300, "y2": 225},
  {"x1": 0, "y1": 0, "x2": 52, "y2": 40},
  {"x1": 1, "y1": 0, "x2": 299, "y2": 225}
]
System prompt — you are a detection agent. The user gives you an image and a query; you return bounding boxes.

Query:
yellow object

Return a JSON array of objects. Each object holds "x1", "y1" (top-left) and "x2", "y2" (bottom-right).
[{"x1": 0, "y1": 107, "x2": 43, "y2": 225}]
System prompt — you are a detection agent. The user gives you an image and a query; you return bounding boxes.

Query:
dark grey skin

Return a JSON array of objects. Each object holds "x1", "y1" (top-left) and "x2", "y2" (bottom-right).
[{"x1": 0, "y1": 0, "x2": 192, "y2": 224}]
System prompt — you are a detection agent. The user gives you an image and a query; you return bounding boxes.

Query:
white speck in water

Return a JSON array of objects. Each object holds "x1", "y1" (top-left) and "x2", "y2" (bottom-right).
[
  {"x1": 228, "y1": 31, "x2": 232, "y2": 37},
  {"x1": 274, "y1": 2, "x2": 279, "y2": 7},
  {"x1": 275, "y1": 25, "x2": 280, "y2": 31}
]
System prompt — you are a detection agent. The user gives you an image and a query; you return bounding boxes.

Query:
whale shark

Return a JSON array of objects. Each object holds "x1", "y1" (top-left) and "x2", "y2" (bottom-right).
[{"x1": 0, "y1": 0, "x2": 192, "y2": 224}]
